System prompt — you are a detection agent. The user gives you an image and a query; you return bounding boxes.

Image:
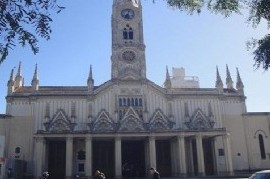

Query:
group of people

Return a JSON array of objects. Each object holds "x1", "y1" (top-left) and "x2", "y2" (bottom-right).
[
  {"x1": 94, "y1": 168, "x2": 160, "y2": 179},
  {"x1": 41, "y1": 167, "x2": 159, "y2": 179}
]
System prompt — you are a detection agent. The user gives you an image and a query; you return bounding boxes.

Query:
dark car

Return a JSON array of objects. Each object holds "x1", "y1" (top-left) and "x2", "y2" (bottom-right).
[{"x1": 249, "y1": 170, "x2": 270, "y2": 179}]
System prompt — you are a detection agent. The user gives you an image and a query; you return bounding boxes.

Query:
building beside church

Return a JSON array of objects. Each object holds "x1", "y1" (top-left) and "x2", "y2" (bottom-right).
[{"x1": 0, "y1": 0, "x2": 270, "y2": 178}]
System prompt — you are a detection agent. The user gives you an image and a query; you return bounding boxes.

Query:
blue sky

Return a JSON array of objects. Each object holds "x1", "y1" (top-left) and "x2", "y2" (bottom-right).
[{"x1": 0, "y1": 0, "x2": 269, "y2": 113}]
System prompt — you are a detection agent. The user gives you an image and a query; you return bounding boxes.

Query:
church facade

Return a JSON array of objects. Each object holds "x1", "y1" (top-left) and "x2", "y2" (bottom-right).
[{"x1": 0, "y1": 0, "x2": 270, "y2": 178}]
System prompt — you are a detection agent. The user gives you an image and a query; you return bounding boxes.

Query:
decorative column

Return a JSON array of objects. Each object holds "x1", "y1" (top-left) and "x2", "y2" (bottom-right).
[
  {"x1": 149, "y1": 137, "x2": 156, "y2": 169},
  {"x1": 66, "y1": 137, "x2": 73, "y2": 179},
  {"x1": 196, "y1": 134, "x2": 205, "y2": 176},
  {"x1": 144, "y1": 140, "x2": 150, "y2": 170},
  {"x1": 223, "y1": 133, "x2": 233, "y2": 175},
  {"x1": 35, "y1": 137, "x2": 45, "y2": 178},
  {"x1": 188, "y1": 139, "x2": 194, "y2": 174},
  {"x1": 115, "y1": 137, "x2": 122, "y2": 179},
  {"x1": 170, "y1": 140, "x2": 177, "y2": 176},
  {"x1": 177, "y1": 136, "x2": 187, "y2": 177},
  {"x1": 85, "y1": 136, "x2": 92, "y2": 177}
]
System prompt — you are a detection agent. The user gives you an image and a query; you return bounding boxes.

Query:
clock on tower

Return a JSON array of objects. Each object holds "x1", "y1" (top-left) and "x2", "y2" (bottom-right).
[{"x1": 111, "y1": 0, "x2": 146, "y2": 80}]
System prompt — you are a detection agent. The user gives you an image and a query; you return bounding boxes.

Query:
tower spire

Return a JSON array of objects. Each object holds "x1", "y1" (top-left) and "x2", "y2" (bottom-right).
[
  {"x1": 31, "y1": 64, "x2": 39, "y2": 91},
  {"x1": 88, "y1": 65, "x2": 93, "y2": 80},
  {"x1": 87, "y1": 65, "x2": 94, "y2": 92},
  {"x1": 7, "y1": 68, "x2": 15, "y2": 94},
  {"x1": 215, "y1": 66, "x2": 223, "y2": 93},
  {"x1": 9, "y1": 68, "x2": 14, "y2": 81},
  {"x1": 15, "y1": 61, "x2": 23, "y2": 89},
  {"x1": 226, "y1": 64, "x2": 233, "y2": 89},
  {"x1": 164, "y1": 66, "x2": 172, "y2": 89},
  {"x1": 236, "y1": 68, "x2": 244, "y2": 95},
  {"x1": 17, "y1": 61, "x2": 22, "y2": 76}
]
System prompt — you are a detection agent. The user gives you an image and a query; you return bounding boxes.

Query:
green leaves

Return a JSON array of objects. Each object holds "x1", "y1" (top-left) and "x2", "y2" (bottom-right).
[
  {"x1": 207, "y1": 0, "x2": 241, "y2": 17},
  {"x1": 35, "y1": 14, "x2": 52, "y2": 40},
  {"x1": 0, "y1": 0, "x2": 64, "y2": 64},
  {"x1": 164, "y1": 0, "x2": 270, "y2": 70},
  {"x1": 164, "y1": 0, "x2": 241, "y2": 16},
  {"x1": 253, "y1": 34, "x2": 270, "y2": 70},
  {"x1": 248, "y1": 0, "x2": 270, "y2": 27},
  {"x1": 166, "y1": 0, "x2": 204, "y2": 14}
]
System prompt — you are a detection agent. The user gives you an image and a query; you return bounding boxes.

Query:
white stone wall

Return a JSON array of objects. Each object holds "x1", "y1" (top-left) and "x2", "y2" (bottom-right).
[
  {"x1": 6, "y1": 99, "x2": 31, "y2": 116},
  {"x1": 6, "y1": 84, "x2": 243, "y2": 132},
  {"x1": 243, "y1": 114, "x2": 270, "y2": 170},
  {"x1": 214, "y1": 136, "x2": 227, "y2": 174},
  {"x1": 223, "y1": 116, "x2": 249, "y2": 170},
  {"x1": 0, "y1": 117, "x2": 34, "y2": 173},
  {"x1": 173, "y1": 97, "x2": 223, "y2": 129}
]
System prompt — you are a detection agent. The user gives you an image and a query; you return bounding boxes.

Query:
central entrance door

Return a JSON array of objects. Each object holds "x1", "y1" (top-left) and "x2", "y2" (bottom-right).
[
  {"x1": 122, "y1": 140, "x2": 145, "y2": 177},
  {"x1": 203, "y1": 138, "x2": 215, "y2": 175},
  {"x1": 92, "y1": 141, "x2": 115, "y2": 177},
  {"x1": 156, "y1": 140, "x2": 172, "y2": 177},
  {"x1": 48, "y1": 140, "x2": 66, "y2": 179}
]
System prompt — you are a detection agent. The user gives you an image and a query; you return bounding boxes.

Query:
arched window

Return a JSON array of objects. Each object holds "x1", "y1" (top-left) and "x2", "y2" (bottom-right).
[
  {"x1": 139, "y1": 98, "x2": 142, "y2": 106},
  {"x1": 128, "y1": 27, "x2": 133, "y2": 39},
  {"x1": 119, "y1": 98, "x2": 122, "y2": 106},
  {"x1": 127, "y1": 98, "x2": 131, "y2": 106},
  {"x1": 123, "y1": 28, "x2": 128, "y2": 39},
  {"x1": 123, "y1": 25, "x2": 133, "y2": 40},
  {"x1": 258, "y1": 134, "x2": 266, "y2": 159},
  {"x1": 131, "y1": 98, "x2": 134, "y2": 106},
  {"x1": 135, "y1": 98, "x2": 138, "y2": 106}
]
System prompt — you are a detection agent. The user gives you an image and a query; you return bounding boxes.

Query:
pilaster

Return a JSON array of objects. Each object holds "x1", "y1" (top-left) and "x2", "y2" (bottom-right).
[
  {"x1": 65, "y1": 137, "x2": 73, "y2": 179},
  {"x1": 196, "y1": 134, "x2": 205, "y2": 176},
  {"x1": 177, "y1": 136, "x2": 187, "y2": 177},
  {"x1": 115, "y1": 137, "x2": 122, "y2": 179},
  {"x1": 85, "y1": 136, "x2": 93, "y2": 178},
  {"x1": 34, "y1": 137, "x2": 45, "y2": 179},
  {"x1": 149, "y1": 136, "x2": 156, "y2": 169},
  {"x1": 223, "y1": 134, "x2": 234, "y2": 175}
]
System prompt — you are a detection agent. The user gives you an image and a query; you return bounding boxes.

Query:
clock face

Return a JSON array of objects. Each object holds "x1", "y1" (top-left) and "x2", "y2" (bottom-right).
[
  {"x1": 122, "y1": 51, "x2": 136, "y2": 62},
  {"x1": 121, "y1": 9, "x2": 135, "y2": 20}
]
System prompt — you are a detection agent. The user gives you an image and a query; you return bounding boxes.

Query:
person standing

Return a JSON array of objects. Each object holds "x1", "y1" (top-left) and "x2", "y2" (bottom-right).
[
  {"x1": 149, "y1": 168, "x2": 160, "y2": 179},
  {"x1": 93, "y1": 170, "x2": 106, "y2": 179}
]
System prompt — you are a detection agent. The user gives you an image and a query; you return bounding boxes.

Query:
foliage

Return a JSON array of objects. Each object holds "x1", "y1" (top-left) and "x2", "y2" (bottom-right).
[
  {"x1": 162, "y1": 0, "x2": 270, "y2": 70},
  {"x1": 248, "y1": 0, "x2": 270, "y2": 27},
  {"x1": 253, "y1": 34, "x2": 270, "y2": 70},
  {"x1": 0, "y1": 0, "x2": 64, "y2": 64},
  {"x1": 166, "y1": 0, "x2": 241, "y2": 16}
]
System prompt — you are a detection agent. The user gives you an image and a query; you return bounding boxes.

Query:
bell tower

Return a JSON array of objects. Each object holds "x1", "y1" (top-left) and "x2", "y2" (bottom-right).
[{"x1": 111, "y1": 0, "x2": 146, "y2": 80}]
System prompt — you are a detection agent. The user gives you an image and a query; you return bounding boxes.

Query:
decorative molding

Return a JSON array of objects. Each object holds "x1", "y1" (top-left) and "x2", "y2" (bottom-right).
[
  {"x1": 148, "y1": 109, "x2": 174, "y2": 131},
  {"x1": 254, "y1": 130, "x2": 268, "y2": 138},
  {"x1": 185, "y1": 108, "x2": 215, "y2": 130},
  {"x1": 44, "y1": 109, "x2": 76, "y2": 133},
  {"x1": 118, "y1": 107, "x2": 145, "y2": 131},
  {"x1": 89, "y1": 109, "x2": 115, "y2": 132}
]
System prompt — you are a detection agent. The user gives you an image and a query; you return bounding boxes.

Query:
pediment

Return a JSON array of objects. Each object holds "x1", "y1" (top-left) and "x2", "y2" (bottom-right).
[
  {"x1": 149, "y1": 109, "x2": 174, "y2": 131},
  {"x1": 118, "y1": 107, "x2": 145, "y2": 131},
  {"x1": 185, "y1": 108, "x2": 215, "y2": 130},
  {"x1": 90, "y1": 109, "x2": 115, "y2": 132},
  {"x1": 94, "y1": 79, "x2": 166, "y2": 97},
  {"x1": 44, "y1": 109, "x2": 76, "y2": 133}
]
